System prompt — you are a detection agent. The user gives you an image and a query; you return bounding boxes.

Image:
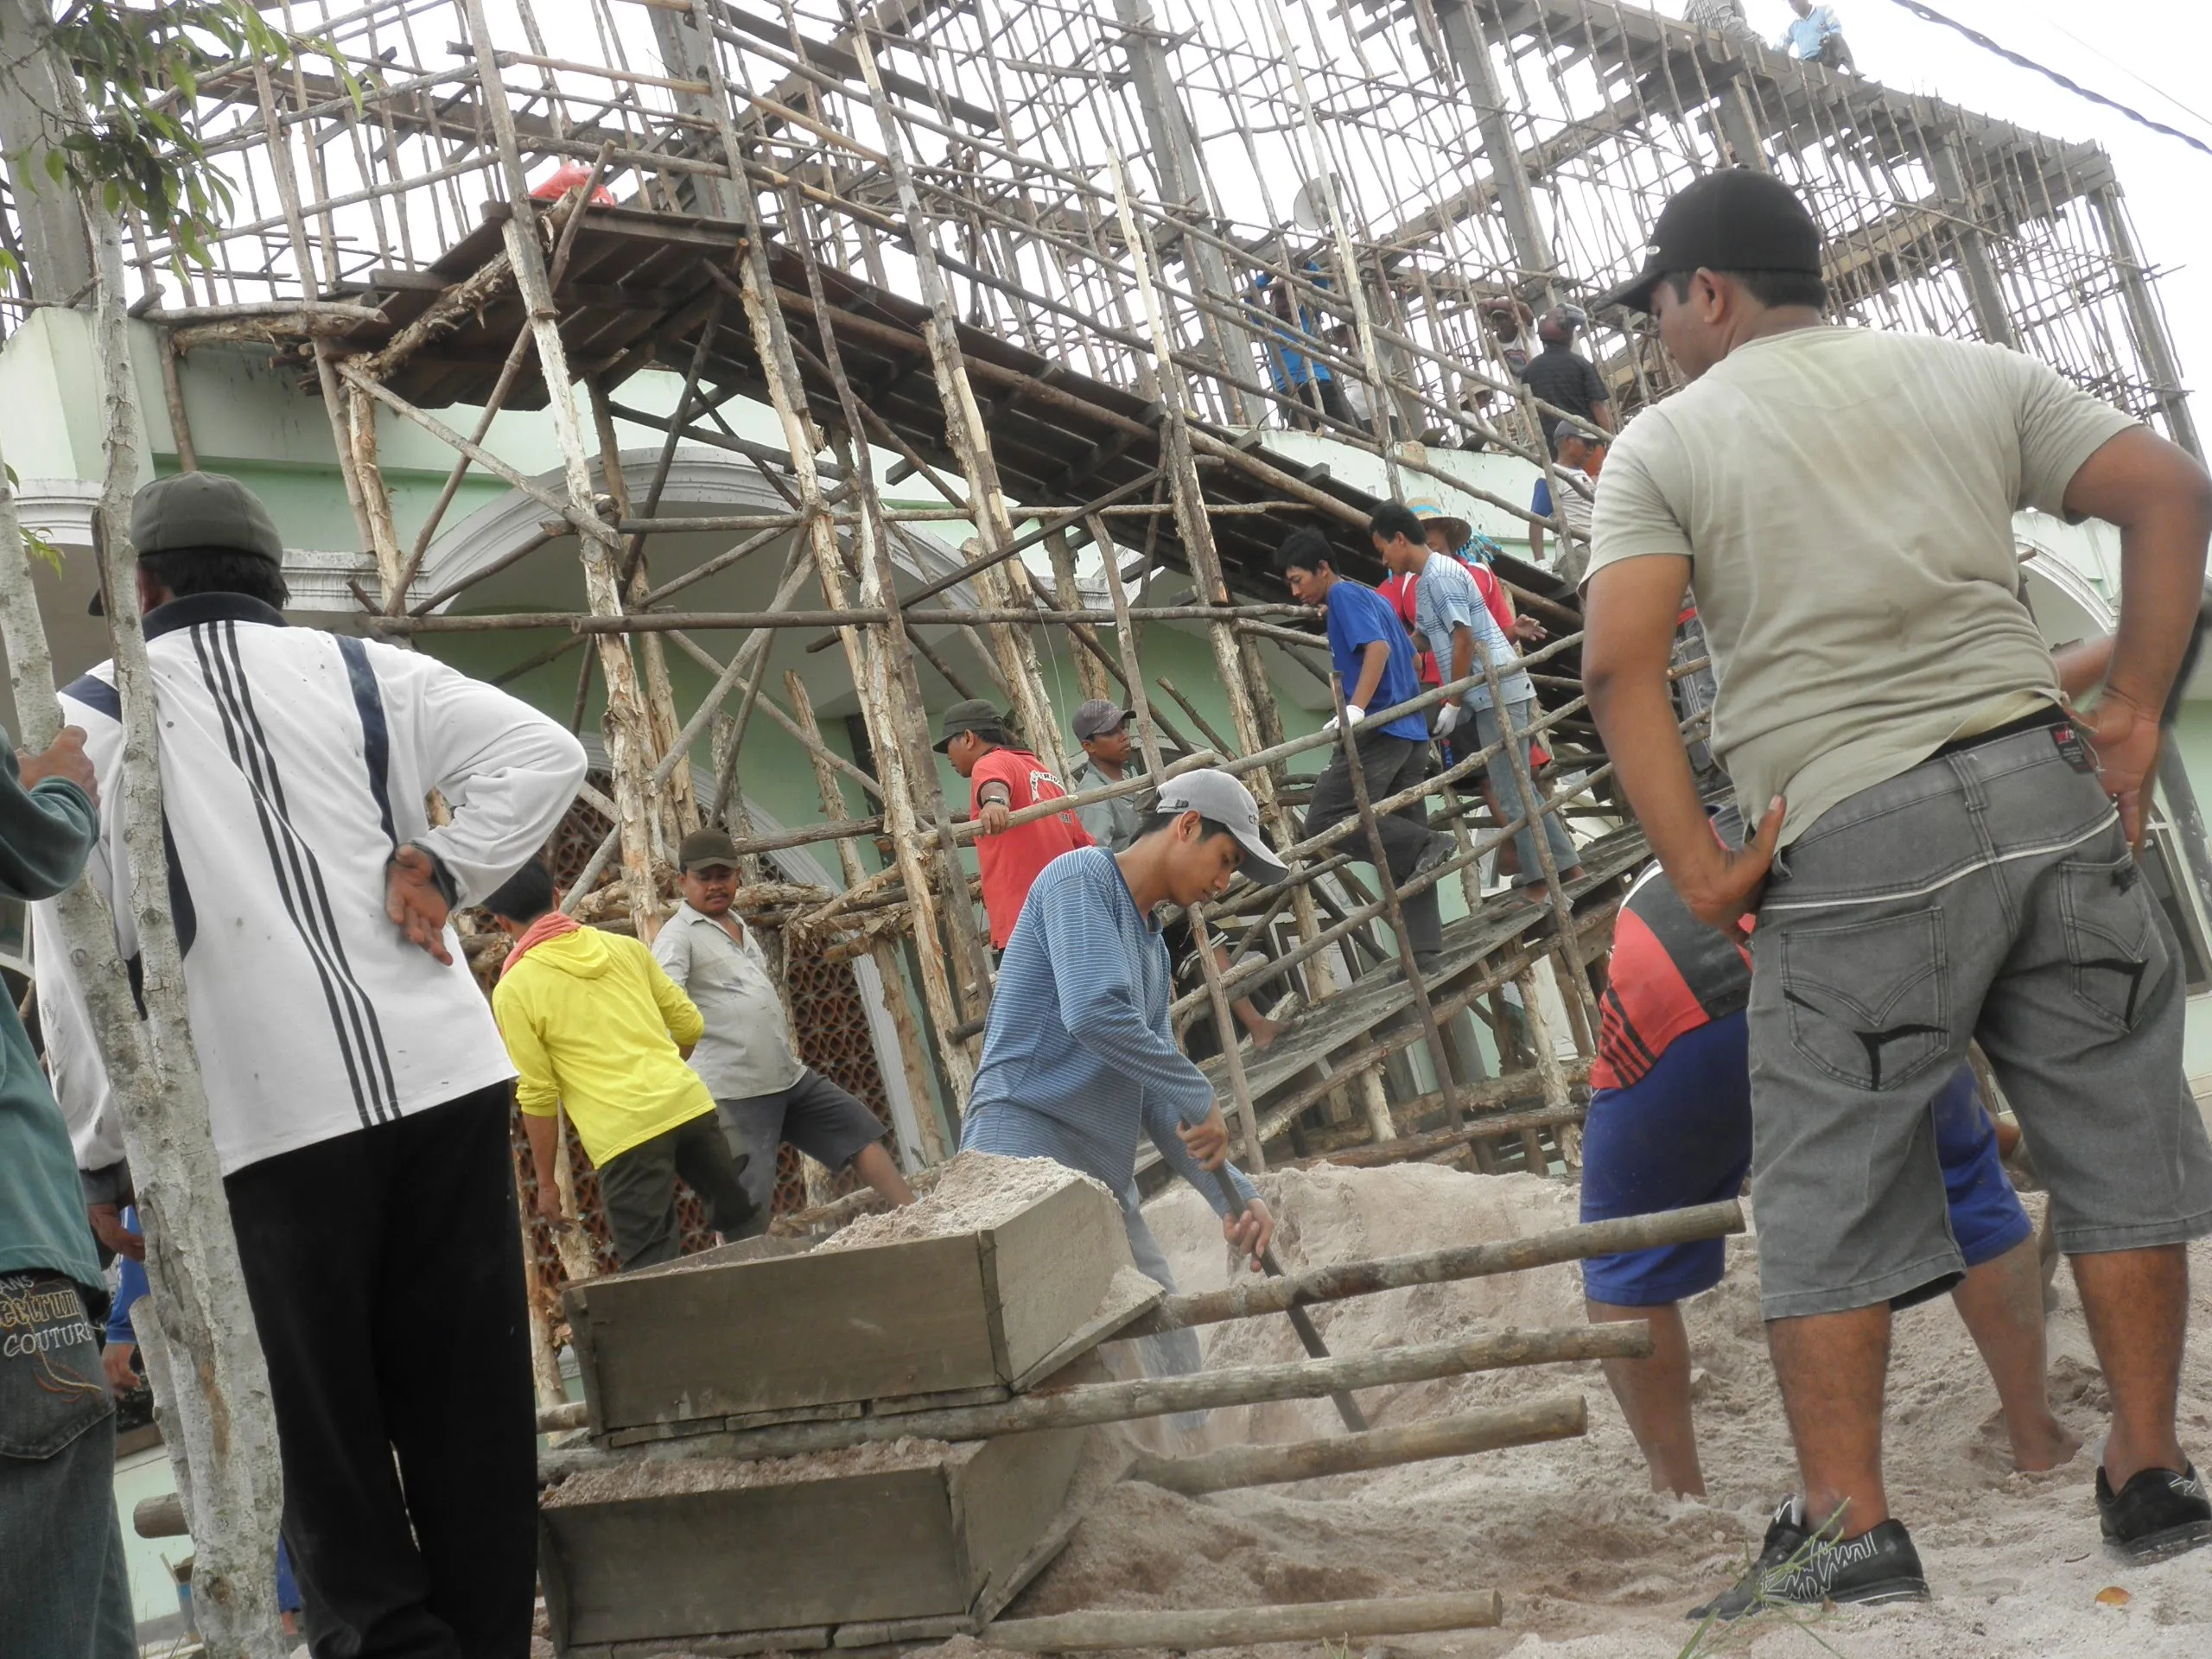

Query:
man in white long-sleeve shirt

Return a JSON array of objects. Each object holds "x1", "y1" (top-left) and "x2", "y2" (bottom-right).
[{"x1": 39, "y1": 472, "x2": 586, "y2": 1659}]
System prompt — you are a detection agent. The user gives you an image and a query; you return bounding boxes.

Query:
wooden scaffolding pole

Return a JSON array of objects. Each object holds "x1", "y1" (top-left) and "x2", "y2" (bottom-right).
[
  {"x1": 588, "y1": 379, "x2": 701, "y2": 844},
  {"x1": 459, "y1": 0, "x2": 664, "y2": 938},
  {"x1": 787, "y1": 670, "x2": 949, "y2": 1166},
  {"x1": 684, "y1": 0, "x2": 984, "y2": 1100},
  {"x1": 841, "y1": 21, "x2": 1069, "y2": 783}
]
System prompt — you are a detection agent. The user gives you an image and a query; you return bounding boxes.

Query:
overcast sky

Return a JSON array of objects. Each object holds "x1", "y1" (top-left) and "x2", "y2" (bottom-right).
[{"x1": 1719, "y1": 0, "x2": 2212, "y2": 410}]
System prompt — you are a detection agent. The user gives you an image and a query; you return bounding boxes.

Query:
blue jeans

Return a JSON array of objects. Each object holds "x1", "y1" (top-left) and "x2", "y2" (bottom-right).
[
  {"x1": 1471, "y1": 696, "x2": 1580, "y2": 884},
  {"x1": 1121, "y1": 1188, "x2": 1208, "y2": 1432},
  {"x1": 0, "y1": 1273, "x2": 135, "y2": 1658}
]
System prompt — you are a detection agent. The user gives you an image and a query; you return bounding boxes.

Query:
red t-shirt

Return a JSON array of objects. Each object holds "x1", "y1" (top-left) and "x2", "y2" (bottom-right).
[
  {"x1": 971, "y1": 748, "x2": 1093, "y2": 948},
  {"x1": 1592, "y1": 866, "x2": 1754, "y2": 1091}
]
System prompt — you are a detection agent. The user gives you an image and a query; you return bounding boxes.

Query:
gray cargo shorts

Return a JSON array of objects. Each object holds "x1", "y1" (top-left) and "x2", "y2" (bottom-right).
[{"x1": 1746, "y1": 716, "x2": 2212, "y2": 1320}]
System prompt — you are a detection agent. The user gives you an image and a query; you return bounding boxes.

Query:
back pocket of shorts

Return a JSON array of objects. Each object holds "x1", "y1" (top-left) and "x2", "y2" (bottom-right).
[
  {"x1": 1777, "y1": 908, "x2": 1949, "y2": 1091},
  {"x1": 2057, "y1": 851, "x2": 2169, "y2": 1032}
]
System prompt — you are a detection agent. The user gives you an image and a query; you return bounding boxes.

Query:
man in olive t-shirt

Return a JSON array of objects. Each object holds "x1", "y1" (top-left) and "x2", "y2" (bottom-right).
[{"x1": 1583, "y1": 168, "x2": 2212, "y2": 1613}]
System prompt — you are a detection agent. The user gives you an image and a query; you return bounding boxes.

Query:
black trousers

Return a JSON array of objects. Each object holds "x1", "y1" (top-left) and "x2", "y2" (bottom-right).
[
  {"x1": 1303, "y1": 730, "x2": 1445, "y2": 955},
  {"x1": 225, "y1": 1086, "x2": 537, "y2": 1659},
  {"x1": 595, "y1": 1109, "x2": 753, "y2": 1270}
]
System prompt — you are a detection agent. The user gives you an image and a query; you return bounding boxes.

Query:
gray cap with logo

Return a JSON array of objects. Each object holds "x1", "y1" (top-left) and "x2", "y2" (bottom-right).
[
  {"x1": 1154, "y1": 768, "x2": 1288, "y2": 883},
  {"x1": 1071, "y1": 699, "x2": 1132, "y2": 741}
]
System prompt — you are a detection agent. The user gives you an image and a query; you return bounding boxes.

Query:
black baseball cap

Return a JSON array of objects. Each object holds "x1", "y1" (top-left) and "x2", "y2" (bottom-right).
[
  {"x1": 96, "y1": 470, "x2": 289, "y2": 615},
  {"x1": 1597, "y1": 169, "x2": 1822, "y2": 315},
  {"x1": 1071, "y1": 699, "x2": 1132, "y2": 741},
  {"x1": 933, "y1": 697, "x2": 1007, "y2": 752}
]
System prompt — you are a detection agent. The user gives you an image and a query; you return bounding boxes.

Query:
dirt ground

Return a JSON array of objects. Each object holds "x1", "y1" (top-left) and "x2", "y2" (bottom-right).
[{"x1": 916, "y1": 1161, "x2": 2212, "y2": 1659}]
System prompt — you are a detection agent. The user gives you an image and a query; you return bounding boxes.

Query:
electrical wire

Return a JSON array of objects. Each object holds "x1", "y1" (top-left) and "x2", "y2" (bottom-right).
[{"x1": 1872, "y1": 0, "x2": 2212, "y2": 160}]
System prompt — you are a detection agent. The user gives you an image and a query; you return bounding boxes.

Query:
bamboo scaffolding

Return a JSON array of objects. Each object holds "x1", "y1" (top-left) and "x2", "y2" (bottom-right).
[{"x1": 12, "y1": 0, "x2": 2191, "y2": 1618}]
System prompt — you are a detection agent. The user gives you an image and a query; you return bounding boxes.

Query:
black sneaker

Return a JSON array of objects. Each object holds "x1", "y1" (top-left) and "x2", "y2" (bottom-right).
[
  {"x1": 2098, "y1": 1464, "x2": 2212, "y2": 1562},
  {"x1": 1688, "y1": 1497, "x2": 1929, "y2": 1622},
  {"x1": 1687, "y1": 1497, "x2": 1805, "y2": 1621}
]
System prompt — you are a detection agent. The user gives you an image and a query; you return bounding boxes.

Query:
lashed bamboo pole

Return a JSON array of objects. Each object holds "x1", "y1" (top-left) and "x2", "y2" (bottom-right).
[
  {"x1": 1136, "y1": 1201, "x2": 1743, "y2": 1332},
  {"x1": 461, "y1": 0, "x2": 666, "y2": 939},
  {"x1": 683, "y1": 5, "x2": 983, "y2": 1099},
  {"x1": 249, "y1": 60, "x2": 376, "y2": 562},
  {"x1": 1127, "y1": 1394, "x2": 1586, "y2": 1494},
  {"x1": 785, "y1": 670, "x2": 947, "y2": 1166},
  {"x1": 0, "y1": 172, "x2": 285, "y2": 1650},
  {"x1": 541, "y1": 1322, "x2": 1651, "y2": 1470},
  {"x1": 588, "y1": 378, "x2": 698, "y2": 843},
  {"x1": 376, "y1": 601, "x2": 1312, "y2": 632},
  {"x1": 982, "y1": 1591, "x2": 1504, "y2": 1649},
  {"x1": 1328, "y1": 670, "x2": 1466, "y2": 1130},
  {"x1": 840, "y1": 20, "x2": 1067, "y2": 785}
]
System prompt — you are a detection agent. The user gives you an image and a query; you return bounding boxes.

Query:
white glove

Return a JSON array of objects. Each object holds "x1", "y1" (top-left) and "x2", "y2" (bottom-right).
[
  {"x1": 1433, "y1": 702, "x2": 1460, "y2": 739},
  {"x1": 1324, "y1": 704, "x2": 1365, "y2": 734}
]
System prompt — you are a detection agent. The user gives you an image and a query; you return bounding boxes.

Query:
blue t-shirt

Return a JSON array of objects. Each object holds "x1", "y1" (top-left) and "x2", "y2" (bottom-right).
[
  {"x1": 1323, "y1": 581, "x2": 1427, "y2": 741},
  {"x1": 1531, "y1": 477, "x2": 1553, "y2": 518},
  {"x1": 1784, "y1": 5, "x2": 1839, "y2": 58}
]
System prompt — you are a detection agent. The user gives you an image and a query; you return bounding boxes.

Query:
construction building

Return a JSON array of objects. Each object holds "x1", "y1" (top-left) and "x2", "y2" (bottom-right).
[{"x1": 0, "y1": 0, "x2": 2206, "y2": 1639}]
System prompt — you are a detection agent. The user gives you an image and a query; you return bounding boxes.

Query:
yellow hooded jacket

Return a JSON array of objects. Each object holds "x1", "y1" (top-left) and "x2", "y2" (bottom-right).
[{"x1": 490, "y1": 925, "x2": 715, "y2": 1166}]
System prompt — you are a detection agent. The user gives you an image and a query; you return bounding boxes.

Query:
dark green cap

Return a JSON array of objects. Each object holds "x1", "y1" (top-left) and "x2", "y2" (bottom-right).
[
  {"x1": 129, "y1": 472, "x2": 284, "y2": 565},
  {"x1": 678, "y1": 827, "x2": 741, "y2": 873},
  {"x1": 933, "y1": 697, "x2": 1007, "y2": 753}
]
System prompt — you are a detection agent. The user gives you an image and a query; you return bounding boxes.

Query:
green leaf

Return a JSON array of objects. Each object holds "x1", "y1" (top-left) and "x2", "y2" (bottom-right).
[{"x1": 21, "y1": 529, "x2": 66, "y2": 576}]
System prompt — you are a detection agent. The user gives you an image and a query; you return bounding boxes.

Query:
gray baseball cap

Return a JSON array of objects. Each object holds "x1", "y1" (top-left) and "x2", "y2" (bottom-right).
[
  {"x1": 130, "y1": 472, "x2": 284, "y2": 564},
  {"x1": 1154, "y1": 769, "x2": 1288, "y2": 884},
  {"x1": 1072, "y1": 699, "x2": 1132, "y2": 741}
]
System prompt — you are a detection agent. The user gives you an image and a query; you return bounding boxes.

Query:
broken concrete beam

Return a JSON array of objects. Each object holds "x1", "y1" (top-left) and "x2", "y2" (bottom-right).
[{"x1": 567, "y1": 1156, "x2": 1132, "y2": 1436}]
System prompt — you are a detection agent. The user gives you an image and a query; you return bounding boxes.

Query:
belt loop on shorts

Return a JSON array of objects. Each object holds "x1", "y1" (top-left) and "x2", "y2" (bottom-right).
[{"x1": 1949, "y1": 750, "x2": 1989, "y2": 818}]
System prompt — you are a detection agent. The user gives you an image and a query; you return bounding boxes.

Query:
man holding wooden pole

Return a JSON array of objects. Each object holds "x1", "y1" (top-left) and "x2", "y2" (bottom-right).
[
  {"x1": 43, "y1": 472, "x2": 587, "y2": 1657},
  {"x1": 962, "y1": 769, "x2": 1282, "y2": 1376}
]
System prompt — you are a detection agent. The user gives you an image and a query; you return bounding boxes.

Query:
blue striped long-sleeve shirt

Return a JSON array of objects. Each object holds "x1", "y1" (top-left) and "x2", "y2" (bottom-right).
[{"x1": 963, "y1": 848, "x2": 1257, "y2": 1216}]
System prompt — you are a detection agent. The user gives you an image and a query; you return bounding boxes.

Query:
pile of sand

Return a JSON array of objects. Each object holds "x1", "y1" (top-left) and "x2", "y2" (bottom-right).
[
  {"x1": 908, "y1": 1161, "x2": 2212, "y2": 1658},
  {"x1": 817, "y1": 1152, "x2": 1109, "y2": 1252}
]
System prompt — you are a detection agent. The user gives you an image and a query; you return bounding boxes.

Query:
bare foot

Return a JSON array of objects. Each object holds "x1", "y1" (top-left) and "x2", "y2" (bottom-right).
[
  {"x1": 1246, "y1": 1015, "x2": 1281, "y2": 1052},
  {"x1": 2011, "y1": 1414, "x2": 2084, "y2": 1473}
]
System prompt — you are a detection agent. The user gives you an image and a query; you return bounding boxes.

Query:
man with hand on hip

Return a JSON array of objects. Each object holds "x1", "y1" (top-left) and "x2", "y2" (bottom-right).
[{"x1": 1582, "y1": 168, "x2": 2212, "y2": 1615}]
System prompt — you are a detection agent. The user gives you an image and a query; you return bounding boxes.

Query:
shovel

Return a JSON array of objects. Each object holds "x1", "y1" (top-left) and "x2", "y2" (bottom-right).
[{"x1": 1213, "y1": 1167, "x2": 1369, "y2": 1433}]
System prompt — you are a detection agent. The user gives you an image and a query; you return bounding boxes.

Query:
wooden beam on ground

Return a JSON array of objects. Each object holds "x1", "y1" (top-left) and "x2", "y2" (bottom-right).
[
  {"x1": 1129, "y1": 1201, "x2": 1743, "y2": 1333},
  {"x1": 980, "y1": 1590, "x2": 1505, "y2": 1650},
  {"x1": 1126, "y1": 1394, "x2": 1586, "y2": 1495},
  {"x1": 539, "y1": 1323, "x2": 1651, "y2": 1474}
]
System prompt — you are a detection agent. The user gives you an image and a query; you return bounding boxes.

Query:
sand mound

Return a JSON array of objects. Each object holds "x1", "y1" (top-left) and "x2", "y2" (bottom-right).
[
  {"x1": 817, "y1": 1151, "x2": 1109, "y2": 1252},
  {"x1": 911, "y1": 1161, "x2": 2212, "y2": 1658}
]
